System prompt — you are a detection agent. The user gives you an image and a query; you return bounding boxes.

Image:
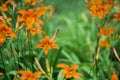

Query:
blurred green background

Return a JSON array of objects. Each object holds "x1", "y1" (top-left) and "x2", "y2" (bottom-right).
[{"x1": 41, "y1": 0, "x2": 120, "y2": 80}]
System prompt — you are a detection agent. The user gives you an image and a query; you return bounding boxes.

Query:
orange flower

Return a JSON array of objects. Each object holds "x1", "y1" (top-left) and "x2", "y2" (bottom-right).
[
  {"x1": 18, "y1": 9, "x2": 43, "y2": 30},
  {"x1": 0, "y1": 72, "x2": 3, "y2": 76},
  {"x1": 113, "y1": 10, "x2": 120, "y2": 21},
  {"x1": 17, "y1": 70, "x2": 43, "y2": 80},
  {"x1": 0, "y1": 18, "x2": 16, "y2": 44},
  {"x1": 103, "y1": 0, "x2": 117, "y2": 9},
  {"x1": 99, "y1": 40, "x2": 110, "y2": 48},
  {"x1": 18, "y1": 6, "x2": 52, "y2": 30},
  {"x1": 25, "y1": 0, "x2": 42, "y2": 6},
  {"x1": 1, "y1": 0, "x2": 12, "y2": 11},
  {"x1": 0, "y1": 23, "x2": 16, "y2": 38},
  {"x1": 86, "y1": 0, "x2": 113, "y2": 19},
  {"x1": 98, "y1": 27, "x2": 116, "y2": 38},
  {"x1": 30, "y1": 26, "x2": 42, "y2": 36},
  {"x1": 57, "y1": 64, "x2": 82, "y2": 80},
  {"x1": 111, "y1": 73, "x2": 118, "y2": 80},
  {"x1": 35, "y1": 36, "x2": 58, "y2": 55},
  {"x1": 0, "y1": 37, "x2": 5, "y2": 44}
]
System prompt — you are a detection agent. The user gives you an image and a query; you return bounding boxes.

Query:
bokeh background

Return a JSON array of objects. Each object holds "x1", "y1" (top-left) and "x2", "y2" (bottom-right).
[{"x1": 41, "y1": 0, "x2": 120, "y2": 80}]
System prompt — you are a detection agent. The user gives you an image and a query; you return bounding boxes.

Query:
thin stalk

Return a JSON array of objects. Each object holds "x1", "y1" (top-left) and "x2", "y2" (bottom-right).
[
  {"x1": 50, "y1": 28, "x2": 60, "y2": 42},
  {"x1": 93, "y1": 47, "x2": 100, "y2": 66},
  {"x1": 88, "y1": 22, "x2": 100, "y2": 80},
  {"x1": 111, "y1": 47, "x2": 120, "y2": 62},
  {"x1": 46, "y1": 58, "x2": 50, "y2": 73},
  {"x1": 35, "y1": 57, "x2": 51, "y2": 80},
  {"x1": 88, "y1": 47, "x2": 100, "y2": 80},
  {"x1": 46, "y1": 58, "x2": 53, "y2": 79}
]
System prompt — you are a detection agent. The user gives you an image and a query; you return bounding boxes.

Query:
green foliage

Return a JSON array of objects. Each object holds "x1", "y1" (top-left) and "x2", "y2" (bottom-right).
[{"x1": 0, "y1": 0, "x2": 120, "y2": 80}]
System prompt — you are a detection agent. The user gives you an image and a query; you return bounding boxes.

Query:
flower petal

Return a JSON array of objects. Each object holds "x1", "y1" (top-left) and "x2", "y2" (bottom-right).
[{"x1": 57, "y1": 64, "x2": 69, "y2": 70}]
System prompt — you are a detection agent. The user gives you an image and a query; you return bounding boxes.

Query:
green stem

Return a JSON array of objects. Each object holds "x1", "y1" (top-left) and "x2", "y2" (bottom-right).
[
  {"x1": 10, "y1": 44, "x2": 19, "y2": 70},
  {"x1": 28, "y1": 31, "x2": 34, "y2": 71},
  {"x1": 88, "y1": 20, "x2": 100, "y2": 80},
  {"x1": 87, "y1": 66, "x2": 94, "y2": 80},
  {"x1": 0, "y1": 47, "x2": 8, "y2": 80}
]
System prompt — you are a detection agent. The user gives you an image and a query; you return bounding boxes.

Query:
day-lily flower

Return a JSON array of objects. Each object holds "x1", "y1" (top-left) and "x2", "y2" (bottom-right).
[
  {"x1": 35, "y1": 36, "x2": 58, "y2": 55},
  {"x1": 1, "y1": 0, "x2": 12, "y2": 11},
  {"x1": 57, "y1": 64, "x2": 82, "y2": 80},
  {"x1": 98, "y1": 27, "x2": 116, "y2": 38},
  {"x1": 25, "y1": 0, "x2": 42, "y2": 6},
  {"x1": 1, "y1": 0, "x2": 16, "y2": 11},
  {"x1": 103, "y1": 0, "x2": 117, "y2": 9},
  {"x1": 113, "y1": 10, "x2": 120, "y2": 21},
  {"x1": 86, "y1": 0, "x2": 115, "y2": 19},
  {"x1": 17, "y1": 6, "x2": 52, "y2": 30},
  {"x1": 99, "y1": 40, "x2": 110, "y2": 48},
  {"x1": 0, "y1": 18, "x2": 16, "y2": 44},
  {"x1": 17, "y1": 70, "x2": 43, "y2": 80},
  {"x1": 0, "y1": 72, "x2": 3, "y2": 76},
  {"x1": 30, "y1": 26, "x2": 42, "y2": 36},
  {"x1": 111, "y1": 73, "x2": 118, "y2": 80},
  {"x1": 18, "y1": 8, "x2": 43, "y2": 30},
  {"x1": 0, "y1": 6, "x2": 13, "y2": 22}
]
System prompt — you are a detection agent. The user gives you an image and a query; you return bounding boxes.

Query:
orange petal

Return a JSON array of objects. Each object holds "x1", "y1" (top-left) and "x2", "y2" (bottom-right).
[
  {"x1": 35, "y1": 44, "x2": 43, "y2": 48},
  {"x1": 0, "y1": 16, "x2": 3, "y2": 21},
  {"x1": 71, "y1": 64, "x2": 79, "y2": 71},
  {"x1": 44, "y1": 48, "x2": 49, "y2": 55},
  {"x1": 30, "y1": 26, "x2": 41, "y2": 36},
  {"x1": 112, "y1": 73, "x2": 118, "y2": 80},
  {"x1": 99, "y1": 40, "x2": 110, "y2": 48},
  {"x1": 0, "y1": 72, "x2": 3, "y2": 76},
  {"x1": 17, "y1": 10, "x2": 27, "y2": 15},
  {"x1": 0, "y1": 37, "x2": 5, "y2": 44},
  {"x1": 17, "y1": 17, "x2": 26, "y2": 22},
  {"x1": 33, "y1": 71, "x2": 43, "y2": 79},
  {"x1": 45, "y1": 36, "x2": 50, "y2": 41},
  {"x1": 28, "y1": 9, "x2": 34, "y2": 14},
  {"x1": 25, "y1": 0, "x2": 31, "y2": 4},
  {"x1": 7, "y1": 17, "x2": 12, "y2": 21},
  {"x1": 18, "y1": 70, "x2": 25, "y2": 74},
  {"x1": 51, "y1": 45, "x2": 59, "y2": 49},
  {"x1": 108, "y1": 27, "x2": 116, "y2": 35},
  {"x1": 73, "y1": 72, "x2": 83, "y2": 80},
  {"x1": 66, "y1": 73, "x2": 73, "y2": 79},
  {"x1": 57, "y1": 63, "x2": 69, "y2": 70},
  {"x1": 36, "y1": 20, "x2": 44, "y2": 25}
]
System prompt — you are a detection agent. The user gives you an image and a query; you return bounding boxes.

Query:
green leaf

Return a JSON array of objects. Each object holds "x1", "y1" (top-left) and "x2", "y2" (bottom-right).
[{"x1": 57, "y1": 70, "x2": 64, "y2": 80}]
